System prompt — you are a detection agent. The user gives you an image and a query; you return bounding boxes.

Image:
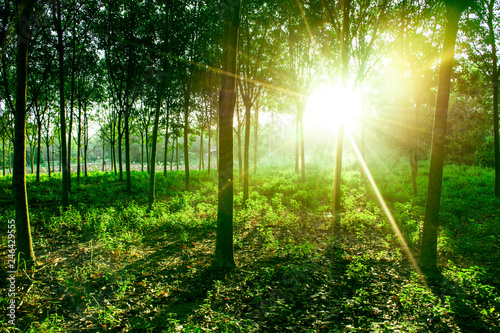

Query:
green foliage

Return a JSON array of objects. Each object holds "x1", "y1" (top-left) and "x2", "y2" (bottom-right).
[{"x1": 1, "y1": 164, "x2": 499, "y2": 332}]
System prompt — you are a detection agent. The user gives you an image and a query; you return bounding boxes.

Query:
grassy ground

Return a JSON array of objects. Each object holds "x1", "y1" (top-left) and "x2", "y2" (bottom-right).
[{"x1": 0, "y1": 162, "x2": 499, "y2": 332}]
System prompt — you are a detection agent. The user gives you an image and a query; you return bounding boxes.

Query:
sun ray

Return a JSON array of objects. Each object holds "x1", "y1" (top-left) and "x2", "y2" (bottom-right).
[{"x1": 346, "y1": 131, "x2": 427, "y2": 287}]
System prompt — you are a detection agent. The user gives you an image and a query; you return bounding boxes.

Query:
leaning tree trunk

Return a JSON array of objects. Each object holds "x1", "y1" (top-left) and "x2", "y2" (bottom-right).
[
  {"x1": 214, "y1": 0, "x2": 240, "y2": 269},
  {"x1": 420, "y1": 0, "x2": 467, "y2": 272},
  {"x1": 13, "y1": 0, "x2": 36, "y2": 268}
]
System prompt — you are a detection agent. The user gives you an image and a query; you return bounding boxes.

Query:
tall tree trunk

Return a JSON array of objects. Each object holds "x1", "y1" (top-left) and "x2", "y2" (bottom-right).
[
  {"x1": 200, "y1": 128, "x2": 204, "y2": 170},
  {"x1": 332, "y1": 0, "x2": 350, "y2": 232},
  {"x1": 237, "y1": 129, "x2": 242, "y2": 184},
  {"x1": 55, "y1": 0, "x2": 69, "y2": 207},
  {"x1": 487, "y1": 0, "x2": 500, "y2": 197},
  {"x1": 118, "y1": 114, "x2": 123, "y2": 180},
  {"x1": 84, "y1": 113, "x2": 88, "y2": 176},
  {"x1": 14, "y1": 0, "x2": 36, "y2": 268},
  {"x1": 170, "y1": 137, "x2": 175, "y2": 171},
  {"x1": 163, "y1": 107, "x2": 170, "y2": 176},
  {"x1": 36, "y1": 121, "x2": 41, "y2": 182},
  {"x1": 208, "y1": 115, "x2": 212, "y2": 174},
  {"x1": 176, "y1": 136, "x2": 179, "y2": 170},
  {"x1": 214, "y1": 0, "x2": 240, "y2": 269},
  {"x1": 253, "y1": 106, "x2": 258, "y2": 174},
  {"x1": 140, "y1": 131, "x2": 144, "y2": 172},
  {"x1": 77, "y1": 101, "x2": 82, "y2": 184},
  {"x1": 125, "y1": 111, "x2": 131, "y2": 192},
  {"x1": 295, "y1": 114, "x2": 299, "y2": 174},
  {"x1": 146, "y1": 128, "x2": 150, "y2": 173},
  {"x1": 184, "y1": 75, "x2": 192, "y2": 190},
  {"x1": 2, "y1": 137, "x2": 5, "y2": 176},
  {"x1": 299, "y1": 103, "x2": 305, "y2": 182},
  {"x1": 102, "y1": 137, "x2": 105, "y2": 172},
  {"x1": 243, "y1": 103, "x2": 251, "y2": 206},
  {"x1": 148, "y1": 91, "x2": 164, "y2": 210},
  {"x1": 216, "y1": 111, "x2": 219, "y2": 172},
  {"x1": 420, "y1": 0, "x2": 467, "y2": 272},
  {"x1": 46, "y1": 135, "x2": 51, "y2": 177}
]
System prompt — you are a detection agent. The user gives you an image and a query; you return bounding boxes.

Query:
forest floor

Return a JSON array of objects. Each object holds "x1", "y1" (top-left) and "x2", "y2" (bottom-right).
[{"x1": 1, "y1": 164, "x2": 499, "y2": 332}]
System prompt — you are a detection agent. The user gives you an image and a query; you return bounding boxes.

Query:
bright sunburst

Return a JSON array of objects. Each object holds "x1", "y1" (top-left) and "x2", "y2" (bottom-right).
[{"x1": 305, "y1": 85, "x2": 363, "y2": 130}]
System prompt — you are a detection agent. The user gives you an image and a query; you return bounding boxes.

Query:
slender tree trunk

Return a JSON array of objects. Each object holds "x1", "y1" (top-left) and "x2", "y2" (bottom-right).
[
  {"x1": 214, "y1": 0, "x2": 240, "y2": 269},
  {"x1": 118, "y1": 115, "x2": 123, "y2": 180},
  {"x1": 36, "y1": 122, "x2": 41, "y2": 182},
  {"x1": 77, "y1": 102, "x2": 81, "y2": 184},
  {"x1": 46, "y1": 135, "x2": 51, "y2": 177},
  {"x1": 163, "y1": 109, "x2": 170, "y2": 176},
  {"x1": 184, "y1": 75, "x2": 192, "y2": 190},
  {"x1": 14, "y1": 0, "x2": 36, "y2": 268},
  {"x1": 200, "y1": 128, "x2": 204, "y2": 170},
  {"x1": 216, "y1": 111, "x2": 219, "y2": 172},
  {"x1": 55, "y1": 0, "x2": 69, "y2": 207},
  {"x1": 102, "y1": 138, "x2": 105, "y2": 172},
  {"x1": 299, "y1": 103, "x2": 305, "y2": 182},
  {"x1": 486, "y1": 0, "x2": 500, "y2": 197},
  {"x1": 332, "y1": 0, "x2": 350, "y2": 232},
  {"x1": 146, "y1": 128, "x2": 150, "y2": 174},
  {"x1": 170, "y1": 137, "x2": 175, "y2": 171},
  {"x1": 84, "y1": 113, "x2": 88, "y2": 176},
  {"x1": 2, "y1": 137, "x2": 5, "y2": 176},
  {"x1": 176, "y1": 136, "x2": 179, "y2": 170},
  {"x1": 140, "y1": 131, "x2": 144, "y2": 172},
  {"x1": 208, "y1": 116, "x2": 212, "y2": 174},
  {"x1": 420, "y1": 1, "x2": 466, "y2": 272},
  {"x1": 253, "y1": 106, "x2": 258, "y2": 174},
  {"x1": 243, "y1": 103, "x2": 251, "y2": 206},
  {"x1": 295, "y1": 114, "x2": 299, "y2": 173},
  {"x1": 237, "y1": 128, "x2": 242, "y2": 184},
  {"x1": 125, "y1": 111, "x2": 131, "y2": 192},
  {"x1": 148, "y1": 92, "x2": 163, "y2": 210}
]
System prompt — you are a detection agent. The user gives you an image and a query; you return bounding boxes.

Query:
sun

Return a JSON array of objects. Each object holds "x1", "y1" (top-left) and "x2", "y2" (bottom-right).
[{"x1": 305, "y1": 85, "x2": 363, "y2": 130}]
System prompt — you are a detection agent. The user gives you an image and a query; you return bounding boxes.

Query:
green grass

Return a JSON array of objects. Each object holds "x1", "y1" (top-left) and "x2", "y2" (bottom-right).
[{"x1": 0, "y1": 163, "x2": 499, "y2": 332}]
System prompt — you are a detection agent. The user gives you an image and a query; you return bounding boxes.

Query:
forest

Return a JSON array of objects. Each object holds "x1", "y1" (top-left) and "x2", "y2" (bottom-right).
[{"x1": 1, "y1": 0, "x2": 500, "y2": 331}]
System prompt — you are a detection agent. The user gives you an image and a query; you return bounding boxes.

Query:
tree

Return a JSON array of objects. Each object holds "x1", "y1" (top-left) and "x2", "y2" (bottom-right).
[
  {"x1": 419, "y1": 0, "x2": 471, "y2": 273},
  {"x1": 214, "y1": 0, "x2": 241, "y2": 270},
  {"x1": 13, "y1": 0, "x2": 36, "y2": 268},
  {"x1": 463, "y1": 0, "x2": 500, "y2": 196}
]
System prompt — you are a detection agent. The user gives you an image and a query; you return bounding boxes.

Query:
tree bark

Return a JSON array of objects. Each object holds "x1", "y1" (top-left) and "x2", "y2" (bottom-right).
[
  {"x1": 14, "y1": 0, "x2": 36, "y2": 268},
  {"x1": 184, "y1": 74, "x2": 193, "y2": 190},
  {"x1": 487, "y1": 0, "x2": 500, "y2": 197},
  {"x1": 36, "y1": 118, "x2": 41, "y2": 182},
  {"x1": 55, "y1": 0, "x2": 69, "y2": 207},
  {"x1": 125, "y1": 111, "x2": 131, "y2": 192},
  {"x1": 208, "y1": 113, "x2": 212, "y2": 174},
  {"x1": 332, "y1": 0, "x2": 350, "y2": 232},
  {"x1": 420, "y1": 0, "x2": 467, "y2": 272},
  {"x1": 243, "y1": 103, "x2": 251, "y2": 206},
  {"x1": 214, "y1": 0, "x2": 240, "y2": 269},
  {"x1": 253, "y1": 106, "x2": 258, "y2": 174}
]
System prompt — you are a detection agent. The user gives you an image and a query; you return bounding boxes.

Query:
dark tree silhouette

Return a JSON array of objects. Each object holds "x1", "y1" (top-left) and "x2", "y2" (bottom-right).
[{"x1": 214, "y1": 0, "x2": 241, "y2": 269}]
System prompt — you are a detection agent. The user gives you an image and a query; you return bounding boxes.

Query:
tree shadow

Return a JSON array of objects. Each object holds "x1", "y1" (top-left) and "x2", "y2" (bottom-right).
[{"x1": 424, "y1": 269, "x2": 494, "y2": 332}]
